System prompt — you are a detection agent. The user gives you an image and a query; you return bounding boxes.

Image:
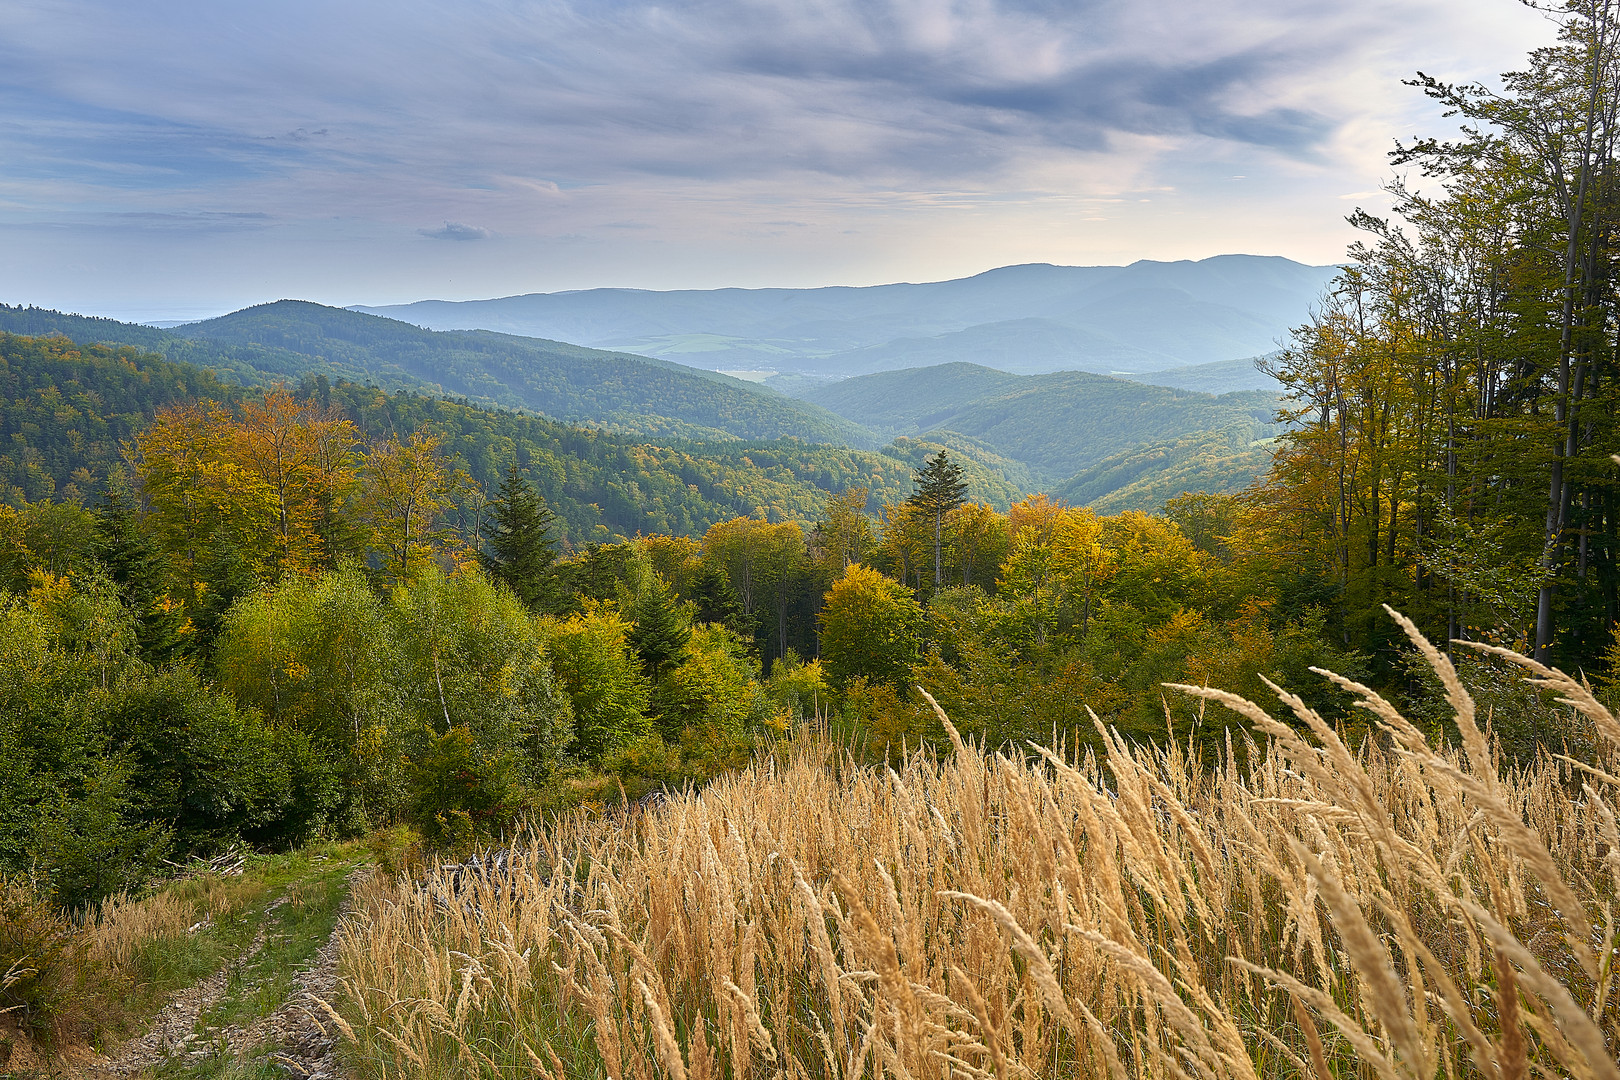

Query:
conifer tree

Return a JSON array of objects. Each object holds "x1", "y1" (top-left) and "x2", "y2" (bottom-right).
[
  {"x1": 91, "y1": 477, "x2": 184, "y2": 662},
  {"x1": 481, "y1": 464, "x2": 559, "y2": 611},
  {"x1": 687, "y1": 561, "x2": 753, "y2": 639},
  {"x1": 908, "y1": 450, "x2": 967, "y2": 587},
  {"x1": 627, "y1": 575, "x2": 692, "y2": 678}
]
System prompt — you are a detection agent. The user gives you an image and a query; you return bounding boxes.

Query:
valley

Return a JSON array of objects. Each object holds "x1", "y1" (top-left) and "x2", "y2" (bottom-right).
[{"x1": 1, "y1": 261, "x2": 1293, "y2": 516}]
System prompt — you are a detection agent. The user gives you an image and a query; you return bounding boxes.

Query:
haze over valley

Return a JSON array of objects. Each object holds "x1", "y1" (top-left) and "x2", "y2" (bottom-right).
[{"x1": 356, "y1": 253, "x2": 1331, "y2": 387}]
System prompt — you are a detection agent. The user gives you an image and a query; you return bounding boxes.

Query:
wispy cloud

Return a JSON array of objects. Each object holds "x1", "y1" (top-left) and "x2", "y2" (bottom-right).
[{"x1": 420, "y1": 221, "x2": 491, "y2": 241}]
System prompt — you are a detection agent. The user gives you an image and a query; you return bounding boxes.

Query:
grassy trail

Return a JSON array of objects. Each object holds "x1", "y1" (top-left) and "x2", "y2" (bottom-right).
[{"x1": 35, "y1": 843, "x2": 373, "y2": 1080}]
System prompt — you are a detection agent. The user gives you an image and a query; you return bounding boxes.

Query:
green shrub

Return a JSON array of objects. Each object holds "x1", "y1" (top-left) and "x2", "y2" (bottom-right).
[
  {"x1": 28, "y1": 762, "x2": 172, "y2": 910},
  {"x1": 407, "y1": 726, "x2": 523, "y2": 848}
]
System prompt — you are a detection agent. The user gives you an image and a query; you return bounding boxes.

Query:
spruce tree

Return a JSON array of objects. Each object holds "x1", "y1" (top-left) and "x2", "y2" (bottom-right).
[
  {"x1": 627, "y1": 575, "x2": 691, "y2": 678},
  {"x1": 687, "y1": 562, "x2": 754, "y2": 641},
  {"x1": 481, "y1": 464, "x2": 559, "y2": 611},
  {"x1": 91, "y1": 478, "x2": 184, "y2": 662},
  {"x1": 908, "y1": 449, "x2": 968, "y2": 587}
]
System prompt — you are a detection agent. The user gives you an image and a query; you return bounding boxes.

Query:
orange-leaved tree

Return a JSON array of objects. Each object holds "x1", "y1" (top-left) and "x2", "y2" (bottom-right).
[{"x1": 362, "y1": 431, "x2": 459, "y2": 584}]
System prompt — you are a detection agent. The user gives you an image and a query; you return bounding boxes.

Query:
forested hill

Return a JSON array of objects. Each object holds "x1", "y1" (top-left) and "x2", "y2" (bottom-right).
[
  {"x1": 0, "y1": 331, "x2": 1019, "y2": 540},
  {"x1": 0, "y1": 303, "x2": 404, "y2": 389},
  {"x1": 793, "y1": 362, "x2": 1279, "y2": 487},
  {"x1": 0, "y1": 304, "x2": 1284, "y2": 512},
  {"x1": 182, "y1": 301, "x2": 876, "y2": 445},
  {"x1": 0, "y1": 302, "x2": 877, "y2": 448}
]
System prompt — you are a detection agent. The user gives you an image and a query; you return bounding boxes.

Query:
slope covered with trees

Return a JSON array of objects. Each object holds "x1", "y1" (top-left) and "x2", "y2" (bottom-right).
[
  {"x1": 183, "y1": 301, "x2": 876, "y2": 444},
  {"x1": 797, "y1": 361, "x2": 1280, "y2": 490},
  {"x1": 0, "y1": 301, "x2": 877, "y2": 447},
  {"x1": 1057, "y1": 425, "x2": 1276, "y2": 512},
  {"x1": 0, "y1": 332, "x2": 1019, "y2": 540}
]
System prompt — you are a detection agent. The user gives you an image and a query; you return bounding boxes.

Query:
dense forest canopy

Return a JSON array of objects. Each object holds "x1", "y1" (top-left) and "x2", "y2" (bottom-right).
[{"x1": 0, "y1": 304, "x2": 1285, "y2": 511}]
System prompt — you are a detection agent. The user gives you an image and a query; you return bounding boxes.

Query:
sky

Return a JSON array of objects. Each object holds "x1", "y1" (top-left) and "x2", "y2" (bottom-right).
[{"x1": 0, "y1": 0, "x2": 1558, "y2": 322}]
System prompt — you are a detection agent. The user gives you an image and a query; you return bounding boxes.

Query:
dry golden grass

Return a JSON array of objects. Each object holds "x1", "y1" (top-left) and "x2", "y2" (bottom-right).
[
  {"x1": 336, "y1": 607, "x2": 1620, "y2": 1079},
  {"x1": 79, "y1": 888, "x2": 196, "y2": 973}
]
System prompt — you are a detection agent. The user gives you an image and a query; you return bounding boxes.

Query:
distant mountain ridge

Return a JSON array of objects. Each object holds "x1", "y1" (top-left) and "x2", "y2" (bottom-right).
[
  {"x1": 355, "y1": 254, "x2": 1335, "y2": 378},
  {"x1": 0, "y1": 300, "x2": 1280, "y2": 512}
]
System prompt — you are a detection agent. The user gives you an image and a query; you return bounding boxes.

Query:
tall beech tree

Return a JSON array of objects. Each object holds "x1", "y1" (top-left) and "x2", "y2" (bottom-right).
[
  {"x1": 363, "y1": 431, "x2": 458, "y2": 584},
  {"x1": 1258, "y1": 0, "x2": 1620, "y2": 668}
]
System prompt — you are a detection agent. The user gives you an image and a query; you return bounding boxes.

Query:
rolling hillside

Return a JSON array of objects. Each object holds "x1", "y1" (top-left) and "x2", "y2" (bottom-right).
[
  {"x1": 181, "y1": 302, "x2": 876, "y2": 445},
  {"x1": 797, "y1": 362, "x2": 1279, "y2": 485},
  {"x1": 1, "y1": 304, "x2": 1282, "y2": 511},
  {"x1": 1125, "y1": 354, "x2": 1283, "y2": 394},
  {"x1": 358, "y1": 254, "x2": 1334, "y2": 377},
  {"x1": 0, "y1": 302, "x2": 876, "y2": 447},
  {"x1": 1056, "y1": 427, "x2": 1276, "y2": 512},
  {"x1": 0, "y1": 331, "x2": 1022, "y2": 538}
]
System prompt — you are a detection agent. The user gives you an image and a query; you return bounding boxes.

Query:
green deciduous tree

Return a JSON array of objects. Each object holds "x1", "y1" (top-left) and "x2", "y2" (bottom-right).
[
  {"x1": 818, "y1": 563, "x2": 927, "y2": 688},
  {"x1": 543, "y1": 607, "x2": 650, "y2": 761}
]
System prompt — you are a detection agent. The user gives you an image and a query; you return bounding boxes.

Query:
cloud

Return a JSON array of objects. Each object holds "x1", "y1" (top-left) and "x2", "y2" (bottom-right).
[
  {"x1": 0, "y1": 0, "x2": 1520, "y2": 195},
  {"x1": 419, "y1": 221, "x2": 492, "y2": 241},
  {"x1": 0, "y1": 0, "x2": 1561, "y2": 312}
]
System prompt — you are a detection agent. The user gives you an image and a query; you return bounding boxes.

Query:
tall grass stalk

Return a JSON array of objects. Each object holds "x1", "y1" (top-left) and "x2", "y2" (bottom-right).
[{"x1": 337, "y1": 609, "x2": 1620, "y2": 1078}]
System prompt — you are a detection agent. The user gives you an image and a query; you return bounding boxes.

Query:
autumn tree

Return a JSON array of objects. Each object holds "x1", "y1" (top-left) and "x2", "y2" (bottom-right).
[
  {"x1": 234, "y1": 389, "x2": 364, "y2": 574},
  {"x1": 875, "y1": 499, "x2": 931, "y2": 592},
  {"x1": 818, "y1": 563, "x2": 927, "y2": 688},
  {"x1": 363, "y1": 432, "x2": 458, "y2": 584},
  {"x1": 543, "y1": 608, "x2": 651, "y2": 760},
  {"x1": 131, "y1": 400, "x2": 277, "y2": 582},
  {"x1": 944, "y1": 501, "x2": 1008, "y2": 588},
  {"x1": 638, "y1": 534, "x2": 703, "y2": 598}
]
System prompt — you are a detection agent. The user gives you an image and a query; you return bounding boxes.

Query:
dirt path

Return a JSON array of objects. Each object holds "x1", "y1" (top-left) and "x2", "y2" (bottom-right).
[
  {"x1": 90, "y1": 920, "x2": 272, "y2": 1078},
  {"x1": 235, "y1": 908, "x2": 355, "y2": 1080},
  {"x1": 78, "y1": 867, "x2": 370, "y2": 1080}
]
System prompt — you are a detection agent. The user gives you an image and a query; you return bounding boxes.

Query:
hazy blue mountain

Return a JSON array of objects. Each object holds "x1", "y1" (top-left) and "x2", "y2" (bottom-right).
[
  {"x1": 797, "y1": 362, "x2": 1279, "y2": 485},
  {"x1": 356, "y1": 254, "x2": 1335, "y2": 376},
  {"x1": 813, "y1": 318, "x2": 1179, "y2": 376},
  {"x1": 1123, "y1": 354, "x2": 1284, "y2": 394}
]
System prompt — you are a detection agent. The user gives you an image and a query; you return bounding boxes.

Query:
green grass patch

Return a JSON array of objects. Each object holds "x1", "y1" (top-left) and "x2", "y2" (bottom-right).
[
  {"x1": 199, "y1": 844, "x2": 364, "y2": 1030},
  {"x1": 150, "y1": 1046, "x2": 287, "y2": 1080}
]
